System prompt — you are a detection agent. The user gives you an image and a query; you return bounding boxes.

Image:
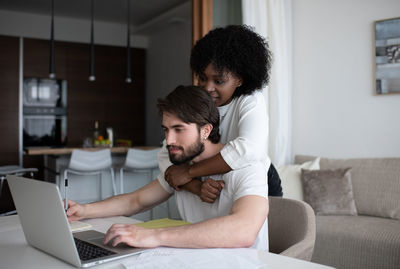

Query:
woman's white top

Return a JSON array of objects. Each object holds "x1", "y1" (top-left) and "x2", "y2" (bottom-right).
[{"x1": 218, "y1": 90, "x2": 270, "y2": 169}]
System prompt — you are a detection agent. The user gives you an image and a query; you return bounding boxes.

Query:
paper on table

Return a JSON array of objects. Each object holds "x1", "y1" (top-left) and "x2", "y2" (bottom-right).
[
  {"x1": 122, "y1": 248, "x2": 265, "y2": 269},
  {"x1": 134, "y1": 218, "x2": 190, "y2": 229},
  {"x1": 83, "y1": 216, "x2": 142, "y2": 234},
  {"x1": 70, "y1": 221, "x2": 92, "y2": 232}
]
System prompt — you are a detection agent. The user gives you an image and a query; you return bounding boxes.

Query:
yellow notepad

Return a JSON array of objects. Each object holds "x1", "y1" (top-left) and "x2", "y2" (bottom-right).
[
  {"x1": 135, "y1": 218, "x2": 190, "y2": 229},
  {"x1": 70, "y1": 221, "x2": 92, "y2": 232}
]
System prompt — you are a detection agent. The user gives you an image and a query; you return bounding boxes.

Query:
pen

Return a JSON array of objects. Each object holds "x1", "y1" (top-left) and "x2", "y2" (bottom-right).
[{"x1": 64, "y1": 178, "x2": 68, "y2": 212}]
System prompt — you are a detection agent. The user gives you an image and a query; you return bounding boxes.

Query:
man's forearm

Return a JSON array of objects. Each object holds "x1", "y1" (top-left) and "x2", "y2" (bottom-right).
[
  {"x1": 154, "y1": 196, "x2": 268, "y2": 248},
  {"x1": 104, "y1": 195, "x2": 268, "y2": 248},
  {"x1": 84, "y1": 192, "x2": 138, "y2": 219},
  {"x1": 84, "y1": 180, "x2": 171, "y2": 219},
  {"x1": 156, "y1": 215, "x2": 252, "y2": 248}
]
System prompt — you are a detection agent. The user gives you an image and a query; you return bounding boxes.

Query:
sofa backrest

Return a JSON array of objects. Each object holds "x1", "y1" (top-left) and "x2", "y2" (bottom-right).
[{"x1": 295, "y1": 155, "x2": 400, "y2": 220}]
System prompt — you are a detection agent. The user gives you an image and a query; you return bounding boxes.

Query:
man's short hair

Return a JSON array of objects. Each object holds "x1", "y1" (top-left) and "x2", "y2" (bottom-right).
[{"x1": 157, "y1": 85, "x2": 221, "y2": 144}]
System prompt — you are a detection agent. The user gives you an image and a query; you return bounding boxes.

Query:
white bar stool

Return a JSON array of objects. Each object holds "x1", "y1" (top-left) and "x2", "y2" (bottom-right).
[
  {"x1": 120, "y1": 148, "x2": 162, "y2": 219},
  {"x1": 63, "y1": 149, "x2": 117, "y2": 203},
  {"x1": 119, "y1": 148, "x2": 161, "y2": 193}
]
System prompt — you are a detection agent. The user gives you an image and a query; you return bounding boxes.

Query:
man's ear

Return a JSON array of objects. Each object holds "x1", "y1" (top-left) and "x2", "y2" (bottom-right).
[{"x1": 201, "y1": 123, "x2": 213, "y2": 140}]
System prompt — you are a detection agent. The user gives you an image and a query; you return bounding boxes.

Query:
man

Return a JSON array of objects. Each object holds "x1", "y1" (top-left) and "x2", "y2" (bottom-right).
[{"x1": 67, "y1": 85, "x2": 269, "y2": 250}]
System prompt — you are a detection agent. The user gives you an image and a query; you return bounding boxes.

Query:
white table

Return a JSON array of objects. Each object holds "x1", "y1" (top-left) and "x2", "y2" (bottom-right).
[{"x1": 0, "y1": 215, "x2": 334, "y2": 269}]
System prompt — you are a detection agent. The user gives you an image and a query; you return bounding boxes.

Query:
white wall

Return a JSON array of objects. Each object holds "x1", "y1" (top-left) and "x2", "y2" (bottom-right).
[
  {"x1": 213, "y1": 0, "x2": 242, "y2": 28},
  {"x1": 292, "y1": 0, "x2": 400, "y2": 159},
  {"x1": 145, "y1": 5, "x2": 192, "y2": 146}
]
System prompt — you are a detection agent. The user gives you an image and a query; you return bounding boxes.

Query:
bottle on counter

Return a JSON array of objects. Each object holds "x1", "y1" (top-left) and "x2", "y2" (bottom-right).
[
  {"x1": 93, "y1": 121, "x2": 100, "y2": 144},
  {"x1": 106, "y1": 127, "x2": 114, "y2": 147}
]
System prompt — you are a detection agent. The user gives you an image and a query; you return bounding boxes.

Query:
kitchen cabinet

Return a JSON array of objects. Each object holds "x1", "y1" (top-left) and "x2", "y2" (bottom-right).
[
  {"x1": 0, "y1": 35, "x2": 20, "y2": 166},
  {"x1": 0, "y1": 34, "x2": 146, "y2": 214},
  {"x1": 23, "y1": 37, "x2": 146, "y2": 147}
]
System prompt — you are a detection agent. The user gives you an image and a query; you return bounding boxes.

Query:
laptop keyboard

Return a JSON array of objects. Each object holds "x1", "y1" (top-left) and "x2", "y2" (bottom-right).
[{"x1": 74, "y1": 237, "x2": 116, "y2": 261}]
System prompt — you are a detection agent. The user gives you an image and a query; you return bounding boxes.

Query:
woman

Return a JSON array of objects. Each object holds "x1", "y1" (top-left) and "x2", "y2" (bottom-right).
[{"x1": 159, "y1": 25, "x2": 282, "y2": 202}]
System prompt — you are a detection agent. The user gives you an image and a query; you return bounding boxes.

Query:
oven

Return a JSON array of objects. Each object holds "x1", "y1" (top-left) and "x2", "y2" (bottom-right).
[{"x1": 23, "y1": 78, "x2": 67, "y2": 147}]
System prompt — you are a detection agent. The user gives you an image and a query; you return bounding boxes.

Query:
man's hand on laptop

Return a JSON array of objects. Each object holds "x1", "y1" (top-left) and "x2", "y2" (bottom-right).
[
  {"x1": 104, "y1": 224, "x2": 158, "y2": 248},
  {"x1": 66, "y1": 200, "x2": 86, "y2": 222}
]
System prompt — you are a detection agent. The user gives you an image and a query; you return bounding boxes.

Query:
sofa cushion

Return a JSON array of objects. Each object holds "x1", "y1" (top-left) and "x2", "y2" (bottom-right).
[
  {"x1": 277, "y1": 157, "x2": 320, "y2": 201},
  {"x1": 301, "y1": 168, "x2": 357, "y2": 215},
  {"x1": 312, "y1": 215, "x2": 400, "y2": 269},
  {"x1": 295, "y1": 155, "x2": 400, "y2": 220}
]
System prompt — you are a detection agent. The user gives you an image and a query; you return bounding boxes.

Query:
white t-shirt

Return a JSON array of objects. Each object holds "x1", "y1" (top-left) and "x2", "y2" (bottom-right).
[
  {"x1": 218, "y1": 90, "x2": 270, "y2": 169},
  {"x1": 157, "y1": 90, "x2": 270, "y2": 178},
  {"x1": 157, "y1": 162, "x2": 269, "y2": 251}
]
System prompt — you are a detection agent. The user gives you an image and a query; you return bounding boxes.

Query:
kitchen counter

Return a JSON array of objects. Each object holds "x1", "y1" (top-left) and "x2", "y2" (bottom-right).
[
  {"x1": 25, "y1": 146, "x2": 157, "y2": 155},
  {"x1": 22, "y1": 145, "x2": 178, "y2": 221}
]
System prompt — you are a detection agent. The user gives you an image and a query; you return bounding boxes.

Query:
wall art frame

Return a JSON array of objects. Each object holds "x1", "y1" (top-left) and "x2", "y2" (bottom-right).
[{"x1": 375, "y1": 17, "x2": 400, "y2": 94}]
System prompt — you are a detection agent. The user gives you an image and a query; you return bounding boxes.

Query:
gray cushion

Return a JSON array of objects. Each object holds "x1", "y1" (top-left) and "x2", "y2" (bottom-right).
[
  {"x1": 296, "y1": 155, "x2": 400, "y2": 220},
  {"x1": 312, "y1": 215, "x2": 400, "y2": 269},
  {"x1": 301, "y1": 168, "x2": 357, "y2": 215}
]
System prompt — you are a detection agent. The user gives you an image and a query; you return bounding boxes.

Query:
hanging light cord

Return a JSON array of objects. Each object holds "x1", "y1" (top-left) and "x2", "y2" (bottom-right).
[
  {"x1": 49, "y1": 0, "x2": 55, "y2": 79},
  {"x1": 89, "y1": 0, "x2": 95, "y2": 81},
  {"x1": 126, "y1": 0, "x2": 132, "y2": 83}
]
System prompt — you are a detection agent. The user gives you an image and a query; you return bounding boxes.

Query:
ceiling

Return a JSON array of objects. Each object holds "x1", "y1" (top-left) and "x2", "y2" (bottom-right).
[{"x1": 0, "y1": 0, "x2": 189, "y2": 27}]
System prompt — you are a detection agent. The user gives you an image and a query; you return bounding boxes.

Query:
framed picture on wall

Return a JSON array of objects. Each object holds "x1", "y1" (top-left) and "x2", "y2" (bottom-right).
[{"x1": 375, "y1": 17, "x2": 400, "y2": 94}]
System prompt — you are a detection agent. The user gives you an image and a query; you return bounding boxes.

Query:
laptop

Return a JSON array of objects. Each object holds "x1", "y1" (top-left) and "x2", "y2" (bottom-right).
[{"x1": 7, "y1": 175, "x2": 146, "y2": 267}]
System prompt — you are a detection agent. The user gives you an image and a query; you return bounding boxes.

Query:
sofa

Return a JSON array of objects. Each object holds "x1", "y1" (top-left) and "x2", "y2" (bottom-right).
[{"x1": 278, "y1": 155, "x2": 400, "y2": 269}]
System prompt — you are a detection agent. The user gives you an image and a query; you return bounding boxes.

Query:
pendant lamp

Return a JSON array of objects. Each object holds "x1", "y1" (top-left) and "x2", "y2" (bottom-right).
[
  {"x1": 125, "y1": 0, "x2": 132, "y2": 83},
  {"x1": 89, "y1": 0, "x2": 96, "y2": 81},
  {"x1": 49, "y1": 0, "x2": 55, "y2": 79}
]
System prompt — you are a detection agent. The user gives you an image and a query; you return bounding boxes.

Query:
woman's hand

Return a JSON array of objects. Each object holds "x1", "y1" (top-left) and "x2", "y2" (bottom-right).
[
  {"x1": 199, "y1": 178, "x2": 225, "y2": 203},
  {"x1": 165, "y1": 164, "x2": 192, "y2": 190}
]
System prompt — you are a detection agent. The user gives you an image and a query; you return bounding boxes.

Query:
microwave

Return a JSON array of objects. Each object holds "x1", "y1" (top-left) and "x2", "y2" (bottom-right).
[{"x1": 23, "y1": 78, "x2": 67, "y2": 147}]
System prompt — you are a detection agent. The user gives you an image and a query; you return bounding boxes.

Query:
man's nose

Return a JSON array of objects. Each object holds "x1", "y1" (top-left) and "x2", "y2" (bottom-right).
[{"x1": 165, "y1": 132, "x2": 175, "y2": 145}]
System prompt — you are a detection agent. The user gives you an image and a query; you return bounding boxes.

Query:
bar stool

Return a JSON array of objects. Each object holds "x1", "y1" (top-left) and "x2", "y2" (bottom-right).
[
  {"x1": 120, "y1": 148, "x2": 162, "y2": 219},
  {"x1": 63, "y1": 149, "x2": 117, "y2": 203},
  {"x1": 0, "y1": 165, "x2": 38, "y2": 216},
  {"x1": 119, "y1": 148, "x2": 161, "y2": 194}
]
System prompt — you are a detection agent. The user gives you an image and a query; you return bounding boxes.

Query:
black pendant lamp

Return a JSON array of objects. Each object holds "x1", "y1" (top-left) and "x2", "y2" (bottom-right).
[
  {"x1": 89, "y1": 0, "x2": 95, "y2": 81},
  {"x1": 49, "y1": 0, "x2": 55, "y2": 79},
  {"x1": 125, "y1": 0, "x2": 132, "y2": 83}
]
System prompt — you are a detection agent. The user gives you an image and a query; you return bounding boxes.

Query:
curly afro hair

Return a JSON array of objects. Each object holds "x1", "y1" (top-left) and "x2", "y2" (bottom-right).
[{"x1": 190, "y1": 25, "x2": 272, "y2": 98}]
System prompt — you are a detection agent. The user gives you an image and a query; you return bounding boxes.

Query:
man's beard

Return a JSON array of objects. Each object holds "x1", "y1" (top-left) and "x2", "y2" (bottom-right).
[{"x1": 167, "y1": 137, "x2": 205, "y2": 165}]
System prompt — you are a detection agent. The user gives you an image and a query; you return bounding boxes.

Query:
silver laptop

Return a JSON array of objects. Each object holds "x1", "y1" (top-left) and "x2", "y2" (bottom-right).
[{"x1": 7, "y1": 175, "x2": 146, "y2": 267}]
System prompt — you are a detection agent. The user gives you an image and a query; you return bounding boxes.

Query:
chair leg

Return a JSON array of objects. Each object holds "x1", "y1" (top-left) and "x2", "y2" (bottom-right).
[
  {"x1": 120, "y1": 168, "x2": 124, "y2": 194},
  {"x1": 146, "y1": 171, "x2": 155, "y2": 220},
  {"x1": 110, "y1": 168, "x2": 117, "y2": 196},
  {"x1": 99, "y1": 172, "x2": 103, "y2": 201},
  {"x1": 0, "y1": 176, "x2": 5, "y2": 199}
]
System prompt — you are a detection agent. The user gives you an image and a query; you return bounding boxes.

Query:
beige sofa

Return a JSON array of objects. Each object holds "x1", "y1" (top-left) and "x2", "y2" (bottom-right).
[{"x1": 293, "y1": 155, "x2": 400, "y2": 269}]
